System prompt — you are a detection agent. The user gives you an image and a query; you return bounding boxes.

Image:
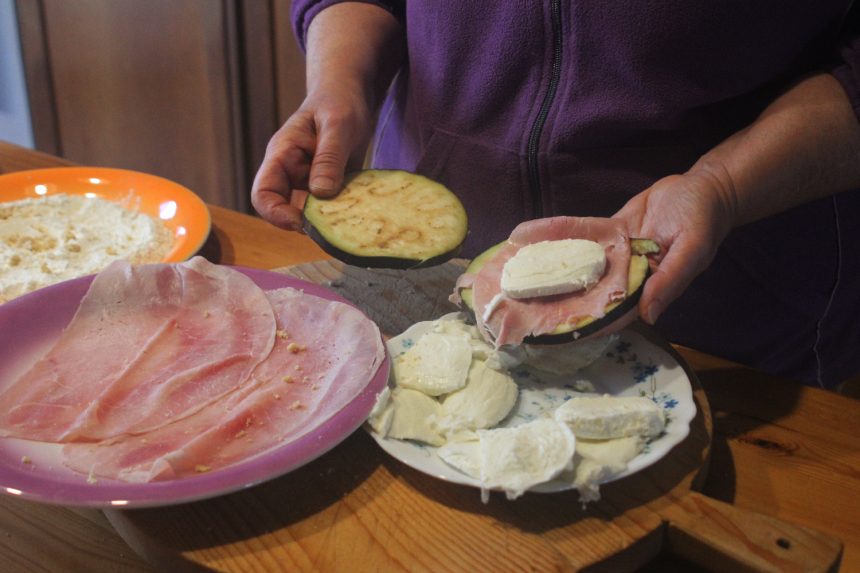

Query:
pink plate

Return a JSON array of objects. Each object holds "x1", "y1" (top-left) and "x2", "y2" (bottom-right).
[{"x1": 0, "y1": 267, "x2": 389, "y2": 508}]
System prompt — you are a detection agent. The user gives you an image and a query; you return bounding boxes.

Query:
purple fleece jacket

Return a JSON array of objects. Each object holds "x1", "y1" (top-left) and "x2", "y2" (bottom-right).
[{"x1": 291, "y1": 1, "x2": 860, "y2": 388}]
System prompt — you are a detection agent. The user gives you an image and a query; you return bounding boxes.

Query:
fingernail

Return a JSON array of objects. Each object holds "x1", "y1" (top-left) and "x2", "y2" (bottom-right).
[
  {"x1": 310, "y1": 176, "x2": 335, "y2": 193},
  {"x1": 646, "y1": 300, "x2": 663, "y2": 324}
]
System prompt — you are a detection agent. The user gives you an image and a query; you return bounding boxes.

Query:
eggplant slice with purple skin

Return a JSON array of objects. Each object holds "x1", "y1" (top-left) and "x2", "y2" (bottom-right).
[
  {"x1": 303, "y1": 170, "x2": 468, "y2": 269},
  {"x1": 457, "y1": 238, "x2": 660, "y2": 344}
]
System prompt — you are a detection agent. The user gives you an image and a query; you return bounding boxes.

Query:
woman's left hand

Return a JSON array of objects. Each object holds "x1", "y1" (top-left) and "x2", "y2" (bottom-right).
[{"x1": 613, "y1": 167, "x2": 737, "y2": 324}]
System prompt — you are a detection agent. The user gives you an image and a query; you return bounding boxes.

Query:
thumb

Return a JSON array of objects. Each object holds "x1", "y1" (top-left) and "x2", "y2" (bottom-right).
[
  {"x1": 309, "y1": 125, "x2": 351, "y2": 198},
  {"x1": 639, "y1": 235, "x2": 710, "y2": 324}
]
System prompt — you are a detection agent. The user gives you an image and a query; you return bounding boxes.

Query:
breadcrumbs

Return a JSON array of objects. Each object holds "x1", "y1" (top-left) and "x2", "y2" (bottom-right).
[
  {"x1": 287, "y1": 342, "x2": 306, "y2": 353},
  {"x1": 0, "y1": 193, "x2": 173, "y2": 303}
]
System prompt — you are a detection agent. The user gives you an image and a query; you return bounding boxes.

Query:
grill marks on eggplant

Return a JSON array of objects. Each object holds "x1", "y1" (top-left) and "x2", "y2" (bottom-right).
[{"x1": 303, "y1": 170, "x2": 468, "y2": 269}]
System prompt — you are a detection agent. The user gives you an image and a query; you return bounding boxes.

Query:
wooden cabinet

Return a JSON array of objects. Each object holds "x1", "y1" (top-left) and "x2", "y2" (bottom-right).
[{"x1": 14, "y1": 0, "x2": 306, "y2": 211}]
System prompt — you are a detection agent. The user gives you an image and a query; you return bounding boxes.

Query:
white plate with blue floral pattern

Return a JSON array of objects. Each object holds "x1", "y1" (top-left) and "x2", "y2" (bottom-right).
[{"x1": 368, "y1": 316, "x2": 696, "y2": 494}]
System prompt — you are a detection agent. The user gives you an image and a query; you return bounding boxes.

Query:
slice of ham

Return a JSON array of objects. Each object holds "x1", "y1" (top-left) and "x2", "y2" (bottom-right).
[
  {"x1": 0, "y1": 257, "x2": 276, "y2": 442},
  {"x1": 449, "y1": 273, "x2": 475, "y2": 305},
  {"x1": 471, "y1": 217, "x2": 631, "y2": 347},
  {"x1": 62, "y1": 287, "x2": 385, "y2": 482}
]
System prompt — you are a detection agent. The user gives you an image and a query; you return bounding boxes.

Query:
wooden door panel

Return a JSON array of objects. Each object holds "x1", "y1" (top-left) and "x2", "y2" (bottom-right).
[
  {"x1": 15, "y1": 0, "x2": 308, "y2": 211},
  {"x1": 18, "y1": 0, "x2": 244, "y2": 209}
]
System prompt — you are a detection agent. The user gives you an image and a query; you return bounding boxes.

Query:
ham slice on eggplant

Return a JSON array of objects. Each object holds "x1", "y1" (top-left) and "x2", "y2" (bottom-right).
[{"x1": 467, "y1": 217, "x2": 636, "y2": 347}]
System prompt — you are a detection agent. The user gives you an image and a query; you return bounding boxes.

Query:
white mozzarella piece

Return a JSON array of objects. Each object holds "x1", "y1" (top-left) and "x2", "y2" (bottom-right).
[
  {"x1": 366, "y1": 386, "x2": 394, "y2": 436},
  {"x1": 432, "y1": 315, "x2": 497, "y2": 361},
  {"x1": 554, "y1": 395, "x2": 665, "y2": 440},
  {"x1": 486, "y1": 345, "x2": 525, "y2": 371},
  {"x1": 501, "y1": 239, "x2": 606, "y2": 299},
  {"x1": 437, "y1": 435, "x2": 481, "y2": 478},
  {"x1": 576, "y1": 434, "x2": 645, "y2": 462},
  {"x1": 569, "y1": 460, "x2": 617, "y2": 504},
  {"x1": 437, "y1": 360, "x2": 518, "y2": 435},
  {"x1": 571, "y1": 436, "x2": 645, "y2": 502},
  {"x1": 386, "y1": 388, "x2": 445, "y2": 446},
  {"x1": 392, "y1": 331, "x2": 472, "y2": 396},
  {"x1": 478, "y1": 418, "x2": 576, "y2": 500}
]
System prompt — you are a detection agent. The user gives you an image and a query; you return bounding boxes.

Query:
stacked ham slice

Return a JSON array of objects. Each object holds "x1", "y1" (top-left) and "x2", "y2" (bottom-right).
[
  {"x1": 461, "y1": 217, "x2": 631, "y2": 347},
  {"x1": 0, "y1": 257, "x2": 385, "y2": 483}
]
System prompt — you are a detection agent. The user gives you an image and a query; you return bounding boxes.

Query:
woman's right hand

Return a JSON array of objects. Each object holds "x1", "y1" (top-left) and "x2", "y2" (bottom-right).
[
  {"x1": 251, "y1": 1, "x2": 404, "y2": 231},
  {"x1": 250, "y1": 84, "x2": 374, "y2": 231}
]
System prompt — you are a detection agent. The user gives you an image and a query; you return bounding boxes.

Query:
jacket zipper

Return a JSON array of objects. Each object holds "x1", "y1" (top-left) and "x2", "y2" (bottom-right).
[{"x1": 526, "y1": 0, "x2": 563, "y2": 219}]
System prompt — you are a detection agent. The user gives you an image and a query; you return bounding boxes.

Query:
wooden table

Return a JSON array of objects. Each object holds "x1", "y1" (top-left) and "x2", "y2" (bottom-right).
[{"x1": 1, "y1": 140, "x2": 858, "y2": 572}]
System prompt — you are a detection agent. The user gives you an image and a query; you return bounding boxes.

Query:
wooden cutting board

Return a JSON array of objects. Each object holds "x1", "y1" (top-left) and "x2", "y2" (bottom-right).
[{"x1": 106, "y1": 260, "x2": 842, "y2": 572}]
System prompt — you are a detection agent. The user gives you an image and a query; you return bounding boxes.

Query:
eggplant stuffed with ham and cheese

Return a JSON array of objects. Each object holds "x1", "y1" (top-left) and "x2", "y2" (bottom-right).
[{"x1": 453, "y1": 216, "x2": 659, "y2": 346}]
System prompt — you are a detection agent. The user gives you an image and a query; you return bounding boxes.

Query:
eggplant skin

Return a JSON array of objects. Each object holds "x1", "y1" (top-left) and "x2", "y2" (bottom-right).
[
  {"x1": 521, "y1": 272, "x2": 646, "y2": 343},
  {"x1": 303, "y1": 170, "x2": 468, "y2": 269},
  {"x1": 458, "y1": 238, "x2": 658, "y2": 344},
  {"x1": 303, "y1": 220, "x2": 463, "y2": 269}
]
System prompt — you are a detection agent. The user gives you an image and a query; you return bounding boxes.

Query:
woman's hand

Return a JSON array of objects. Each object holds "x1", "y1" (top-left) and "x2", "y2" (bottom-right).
[
  {"x1": 250, "y1": 2, "x2": 405, "y2": 231},
  {"x1": 250, "y1": 86, "x2": 374, "y2": 231},
  {"x1": 614, "y1": 167, "x2": 737, "y2": 325},
  {"x1": 616, "y1": 73, "x2": 860, "y2": 325}
]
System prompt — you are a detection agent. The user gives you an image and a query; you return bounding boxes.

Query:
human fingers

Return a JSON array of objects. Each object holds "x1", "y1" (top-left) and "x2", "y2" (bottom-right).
[
  {"x1": 308, "y1": 104, "x2": 371, "y2": 197},
  {"x1": 612, "y1": 193, "x2": 647, "y2": 237},
  {"x1": 250, "y1": 189, "x2": 303, "y2": 231},
  {"x1": 251, "y1": 149, "x2": 308, "y2": 231},
  {"x1": 251, "y1": 120, "x2": 316, "y2": 230},
  {"x1": 616, "y1": 173, "x2": 735, "y2": 324},
  {"x1": 638, "y1": 234, "x2": 712, "y2": 324}
]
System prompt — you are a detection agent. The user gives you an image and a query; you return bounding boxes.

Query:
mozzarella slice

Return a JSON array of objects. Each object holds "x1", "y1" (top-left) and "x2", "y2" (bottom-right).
[
  {"x1": 436, "y1": 360, "x2": 518, "y2": 435},
  {"x1": 437, "y1": 435, "x2": 481, "y2": 478},
  {"x1": 478, "y1": 418, "x2": 576, "y2": 500},
  {"x1": 571, "y1": 435, "x2": 645, "y2": 502},
  {"x1": 366, "y1": 386, "x2": 394, "y2": 436},
  {"x1": 386, "y1": 388, "x2": 444, "y2": 446},
  {"x1": 432, "y1": 315, "x2": 497, "y2": 361},
  {"x1": 392, "y1": 330, "x2": 472, "y2": 396},
  {"x1": 501, "y1": 239, "x2": 606, "y2": 299},
  {"x1": 554, "y1": 395, "x2": 665, "y2": 440}
]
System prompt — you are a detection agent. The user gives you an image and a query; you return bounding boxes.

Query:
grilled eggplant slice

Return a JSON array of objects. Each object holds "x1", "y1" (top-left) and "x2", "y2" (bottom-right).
[
  {"x1": 458, "y1": 238, "x2": 659, "y2": 343},
  {"x1": 303, "y1": 170, "x2": 468, "y2": 268}
]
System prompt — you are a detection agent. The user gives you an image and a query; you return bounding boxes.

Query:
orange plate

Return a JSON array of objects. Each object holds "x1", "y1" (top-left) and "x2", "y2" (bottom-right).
[{"x1": 0, "y1": 167, "x2": 211, "y2": 262}]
